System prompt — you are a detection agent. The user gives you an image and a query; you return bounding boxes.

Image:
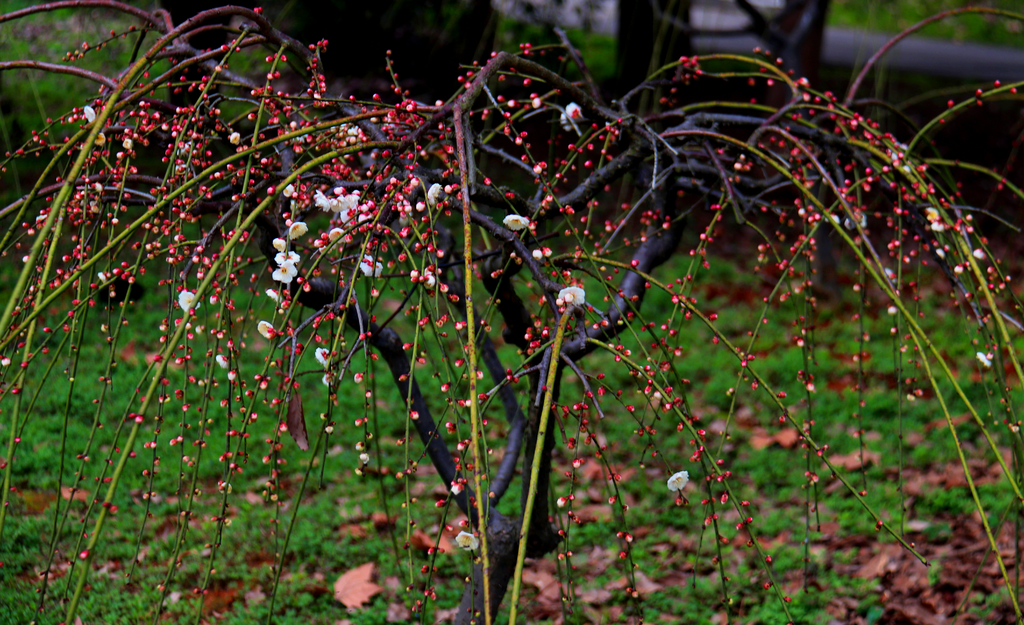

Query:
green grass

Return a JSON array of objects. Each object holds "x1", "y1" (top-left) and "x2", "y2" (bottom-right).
[{"x1": 829, "y1": 0, "x2": 1024, "y2": 49}]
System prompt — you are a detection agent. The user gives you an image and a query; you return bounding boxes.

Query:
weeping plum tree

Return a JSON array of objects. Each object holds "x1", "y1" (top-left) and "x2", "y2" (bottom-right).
[{"x1": 2, "y1": 3, "x2": 1024, "y2": 624}]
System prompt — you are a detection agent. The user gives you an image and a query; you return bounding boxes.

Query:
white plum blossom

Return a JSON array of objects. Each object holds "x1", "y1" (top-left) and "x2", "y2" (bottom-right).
[
  {"x1": 973, "y1": 248, "x2": 985, "y2": 260},
  {"x1": 283, "y1": 184, "x2": 295, "y2": 198},
  {"x1": 272, "y1": 262, "x2": 298, "y2": 284},
  {"x1": 328, "y1": 228, "x2": 343, "y2": 242},
  {"x1": 272, "y1": 238, "x2": 287, "y2": 252},
  {"x1": 257, "y1": 320, "x2": 274, "y2": 339},
  {"x1": 275, "y1": 251, "x2": 301, "y2": 266},
  {"x1": 228, "y1": 132, "x2": 241, "y2": 145},
  {"x1": 455, "y1": 531, "x2": 480, "y2": 551},
  {"x1": 266, "y1": 288, "x2": 280, "y2": 302},
  {"x1": 426, "y1": 183, "x2": 443, "y2": 207},
  {"x1": 359, "y1": 255, "x2": 383, "y2": 278},
  {"x1": 359, "y1": 453, "x2": 370, "y2": 464},
  {"x1": 314, "y1": 347, "x2": 330, "y2": 367},
  {"x1": 667, "y1": 470, "x2": 689, "y2": 492},
  {"x1": 503, "y1": 214, "x2": 530, "y2": 231},
  {"x1": 83, "y1": 106, "x2": 96, "y2": 123},
  {"x1": 532, "y1": 249, "x2": 543, "y2": 260},
  {"x1": 215, "y1": 355, "x2": 229, "y2": 369},
  {"x1": 558, "y1": 286, "x2": 586, "y2": 306},
  {"x1": 560, "y1": 102, "x2": 583, "y2": 133},
  {"x1": 287, "y1": 221, "x2": 308, "y2": 240},
  {"x1": 314, "y1": 189, "x2": 333, "y2": 211},
  {"x1": 977, "y1": 352, "x2": 993, "y2": 368},
  {"x1": 422, "y1": 268, "x2": 436, "y2": 288},
  {"x1": 451, "y1": 482, "x2": 464, "y2": 495},
  {"x1": 122, "y1": 137, "x2": 133, "y2": 150},
  {"x1": 336, "y1": 193, "x2": 359, "y2": 216},
  {"x1": 97, "y1": 271, "x2": 109, "y2": 282},
  {"x1": 178, "y1": 290, "x2": 201, "y2": 312}
]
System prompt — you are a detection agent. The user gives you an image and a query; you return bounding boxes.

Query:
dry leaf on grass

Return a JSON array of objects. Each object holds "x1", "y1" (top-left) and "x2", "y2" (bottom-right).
[
  {"x1": 61, "y1": 487, "x2": 90, "y2": 502},
  {"x1": 334, "y1": 563, "x2": 383, "y2": 608},
  {"x1": 386, "y1": 601, "x2": 411, "y2": 622},
  {"x1": 749, "y1": 428, "x2": 800, "y2": 450},
  {"x1": 827, "y1": 449, "x2": 881, "y2": 471}
]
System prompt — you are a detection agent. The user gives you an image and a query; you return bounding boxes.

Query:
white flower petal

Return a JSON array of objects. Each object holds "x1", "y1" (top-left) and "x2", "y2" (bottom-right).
[
  {"x1": 315, "y1": 347, "x2": 330, "y2": 367},
  {"x1": 667, "y1": 470, "x2": 689, "y2": 492},
  {"x1": 455, "y1": 531, "x2": 479, "y2": 551},
  {"x1": 275, "y1": 251, "x2": 300, "y2": 267},
  {"x1": 215, "y1": 355, "x2": 229, "y2": 369},
  {"x1": 287, "y1": 221, "x2": 308, "y2": 240},
  {"x1": 178, "y1": 290, "x2": 201, "y2": 312},
  {"x1": 272, "y1": 262, "x2": 297, "y2": 284},
  {"x1": 359, "y1": 255, "x2": 383, "y2": 278},
  {"x1": 503, "y1": 214, "x2": 530, "y2": 231},
  {"x1": 314, "y1": 190, "x2": 332, "y2": 211},
  {"x1": 272, "y1": 238, "x2": 287, "y2": 252},
  {"x1": 558, "y1": 286, "x2": 586, "y2": 306},
  {"x1": 427, "y1": 183, "x2": 443, "y2": 207},
  {"x1": 83, "y1": 106, "x2": 96, "y2": 123},
  {"x1": 258, "y1": 320, "x2": 274, "y2": 339}
]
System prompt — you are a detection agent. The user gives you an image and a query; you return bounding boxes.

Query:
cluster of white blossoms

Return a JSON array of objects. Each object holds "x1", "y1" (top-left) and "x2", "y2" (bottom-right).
[
  {"x1": 272, "y1": 247, "x2": 300, "y2": 284},
  {"x1": 503, "y1": 214, "x2": 530, "y2": 231},
  {"x1": 314, "y1": 187, "x2": 368, "y2": 226},
  {"x1": 667, "y1": 470, "x2": 689, "y2": 492},
  {"x1": 178, "y1": 290, "x2": 201, "y2": 313},
  {"x1": 270, "y1": 226, "x2": 306, "y2": 285},
  {"x1": 455, "y1": 531, "x2": 479, "y2": 551}
]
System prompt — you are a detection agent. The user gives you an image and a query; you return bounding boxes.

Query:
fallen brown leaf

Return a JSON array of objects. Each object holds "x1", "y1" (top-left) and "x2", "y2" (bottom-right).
[
  {"x1": 386, "y1": 602, "x2": 411, "y2": 622},
  {"x1": 333, "y1": 563, "x2": 383, "y2": 609},
  {"x1": 339, "y1": 523, "x2": 367, "y2": 539},
  {"x1": 21, "y1": 490, "x2": 56, "y2": 513},
  {"x1": 827, "y1": 449, "x2": 881, "y2": 471},
  {"x1": 61, "y1": 487, "x2": 90, "y2": 503}
]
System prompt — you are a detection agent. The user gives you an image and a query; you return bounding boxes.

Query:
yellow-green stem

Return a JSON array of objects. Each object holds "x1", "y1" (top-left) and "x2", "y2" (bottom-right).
[
  {"x1": 507, "y1": 311, "x2": 571, "y2": 624},
  {"x1": 453, "y1": 105, "x2": 492, "y2": 625}
]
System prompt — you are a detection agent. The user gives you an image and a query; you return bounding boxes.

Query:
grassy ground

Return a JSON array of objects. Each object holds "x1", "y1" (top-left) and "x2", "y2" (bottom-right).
[
  {"x1": 2, "y1": 223, "x2": 1022, "y2": 624},
  {"x1": 828, "y1": 0, "x2": 1024, "y2": 48}
]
